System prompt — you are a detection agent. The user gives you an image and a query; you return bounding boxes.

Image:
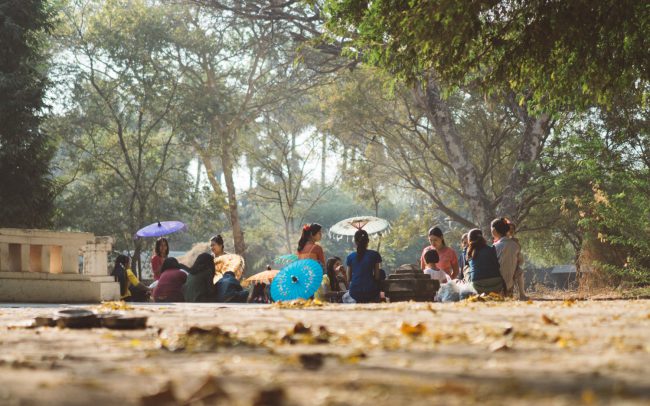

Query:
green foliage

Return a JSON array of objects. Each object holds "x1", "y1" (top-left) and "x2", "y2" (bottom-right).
[
  {"x1": 528, "y1": 102, "x2": 650, "y2": 283},
  {"x1": 0, "y1": 0, "x2": 55, "y2": 227},
  {"x1": 323, "y1": 0, "x2": 649, "y2": 113}
]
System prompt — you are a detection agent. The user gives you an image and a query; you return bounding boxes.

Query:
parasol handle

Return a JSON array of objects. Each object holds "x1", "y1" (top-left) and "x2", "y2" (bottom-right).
[
  {"x1": 157, "y1": 221, "x2": 162, "y2": 227},
  {"x1": 291, "y1": 276, "x2": 298, "y2": 283}
]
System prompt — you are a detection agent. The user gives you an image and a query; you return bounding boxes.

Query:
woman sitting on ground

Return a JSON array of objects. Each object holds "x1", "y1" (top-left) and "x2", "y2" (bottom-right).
[
  {"x1": 214, "y1": 270, "x2": 250, "y2": 303},
  {"x1": 153, "y1": 257, "x2": 189, "y2": 302},
  {"x1": 183, "y1": 253, "x2": 218, "y2": 302},
  {"x1": 465, "y1": 228, "x2": 504, "y2": 295},
  {"x1": 111, "y1": 255, "x2": 150, "y2": 302},
  {"x1": 346, "y1": 229, "x2": 383, "y2": 303},
  {"x1": 297, "y1": 223, "x2": 330, "y2": 300},
  {"x1": 297, "y1": 223, "x2": 326, "y2": 267},
  {"x1": 326, "y1": 256, "x2": 348, "y2": 292},
  {"x1": 210, "y1": 234, "x2": 245, "y2": 283},
  {"x1": 420, "y1": 227, "x2": 460, "y2": 279}
]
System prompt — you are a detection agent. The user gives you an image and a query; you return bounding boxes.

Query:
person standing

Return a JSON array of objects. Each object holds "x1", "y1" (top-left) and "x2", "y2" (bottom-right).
[
  {"x1": 151, "y1": 237, "x2": 169, "y2": 281},
  {"x1": 420, "y1": 227, "x2": 459, "y2": 279},
  {"x1": 492, "y1": 218, "x2": 521, "y2": 297},
  {"x1": 346, "y1": 229, "x2": 383, "y2": 303}
]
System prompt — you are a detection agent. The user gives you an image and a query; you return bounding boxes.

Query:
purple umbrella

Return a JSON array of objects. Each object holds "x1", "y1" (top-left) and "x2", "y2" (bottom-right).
[{"x1": 135, "y1": 221, "x2": 186, "y2": 238}]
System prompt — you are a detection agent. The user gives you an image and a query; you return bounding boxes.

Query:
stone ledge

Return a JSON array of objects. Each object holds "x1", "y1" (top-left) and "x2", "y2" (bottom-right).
[
  {"x1": 0, "y1": 272, "x2": 116, "y2": 283},
  {"x1": 0, "y1": 278, "x2": 120, "y2": 303}
]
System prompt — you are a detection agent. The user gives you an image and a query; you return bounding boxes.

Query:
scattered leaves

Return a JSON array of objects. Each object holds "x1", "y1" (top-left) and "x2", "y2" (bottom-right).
[
  {"x1": 541, "y1": 314, "x2": 559, "y2": 325},
  {"x1": 400, "y1": 322, "x2": 427, "y2": 337},
  {"x1": 466, "y1": 292, "x2": 505, "y2": 302},
  {"x1": 489, "y1": 339, "x2": 512, "y2": 352},
  {"x1": 158, "y1": 326, "x2": 247, "y2": 352},
  {"x1": 563, "y1": 299, "x2": 577, "y2": 307},
  {"x1": 281, "y1": 323, "x2": 332, "y2": 345},
  {"x1": 98, "y1": 301, "x2": 134, "y2": 311},
  {"x1": 272, "y1": 299, "x2": 324, "y2": 309},
  {"x1": 341, "y1": 350, "x2": 367, "y2": 364},
  {"x1": 581, "y1": 389, "x2": 596, "y2": 405}
]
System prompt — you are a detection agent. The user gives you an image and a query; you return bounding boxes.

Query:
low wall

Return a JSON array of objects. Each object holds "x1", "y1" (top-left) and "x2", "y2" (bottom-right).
[{"x1": 0, "y1": 229, "x2": 120, "y2": 303}]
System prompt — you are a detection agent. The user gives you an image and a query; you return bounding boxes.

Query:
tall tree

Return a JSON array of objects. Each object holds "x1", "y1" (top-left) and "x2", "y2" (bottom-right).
[
  {"x1": 168, "y1": 4, "x2": 325, "y2": 255},
  {"x1": 323, "y1": 0, "x2": 649, "y2": 113},
  {"x1": 52, "y1": 0, "x2": 188, "y2": 274},
  {"x1": 318, "y1": 68, "x2": 550, "y2": 229},
  {"x1": 247, "y1": 104, "x2": 335, "y2": 252},
  {"x1": 0, "y1": 0, "x2": 55, "y2": 227}
]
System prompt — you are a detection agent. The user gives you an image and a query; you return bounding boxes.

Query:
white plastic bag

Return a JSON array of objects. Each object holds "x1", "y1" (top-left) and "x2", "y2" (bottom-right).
[{"x1": 435, "y1": 280, "x2": 461, "y2": 302}]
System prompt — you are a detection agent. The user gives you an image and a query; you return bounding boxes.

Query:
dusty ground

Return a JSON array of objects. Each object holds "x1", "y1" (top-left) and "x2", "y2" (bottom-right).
[{"x1": 0, "y1": 298, "x2": 649, "y2": 406}]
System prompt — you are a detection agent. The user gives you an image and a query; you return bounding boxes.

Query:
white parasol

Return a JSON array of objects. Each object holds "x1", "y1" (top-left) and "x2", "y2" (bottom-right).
[{"x1": 328, "y1": 216, "x2": 391, "y2": 247}]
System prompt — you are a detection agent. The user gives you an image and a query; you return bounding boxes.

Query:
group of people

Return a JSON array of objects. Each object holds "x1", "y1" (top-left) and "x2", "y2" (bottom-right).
[
  {"x1": 111, "y1": 235, "x2": 252, "y2": 303},
  {"x1": 110, "y1": 217, "x2": 527, "y2": 303}
]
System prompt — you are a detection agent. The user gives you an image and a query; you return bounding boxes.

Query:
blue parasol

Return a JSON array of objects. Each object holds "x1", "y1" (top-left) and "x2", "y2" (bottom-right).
[
  {"x1": 270, "y1": 259, "x2": 322, "y2": 302},
  {"x1": 273, "y1": 254, "x2": 299, "y2": 266},
  {"x1": 135, "y1": 221, "x2": 186, "y2": 238}
]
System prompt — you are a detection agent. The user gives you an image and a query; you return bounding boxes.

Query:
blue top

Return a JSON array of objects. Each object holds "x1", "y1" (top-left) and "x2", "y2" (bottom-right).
[
  {"x1": 467, "y1": 246, "x2": 501, "y2": 281},
  {"x1": 347, "y1": 250, "x2": 382, "y2": 303}
]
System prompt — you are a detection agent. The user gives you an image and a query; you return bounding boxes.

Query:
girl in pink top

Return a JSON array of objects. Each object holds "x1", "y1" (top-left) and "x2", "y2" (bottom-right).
[
  {"x1": 420, "y1": 227, "x2": 459, "y2": 279},
  {"x1": 151, "y1": 237, "x2": 169, "y2": 280}
]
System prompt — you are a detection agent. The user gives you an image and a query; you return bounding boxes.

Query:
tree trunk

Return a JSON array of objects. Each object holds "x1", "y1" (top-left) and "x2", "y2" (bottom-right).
[
  {"x1": 194, "y1": 159, "x2": 202, "y2": 194},
  {"x1": 321, "y1": 132, "x2": 327, "y2": 186},
  {"x1": 497, "y1": 101, "x2": 551, "y2": 222},
  {"x1": 413, "y1": 76, "x2": 493, "y2": 229},
  {"x1": 192, "y1": 141, "x2": 226, "y2": 205},
  {"x1": 221, "y1": 147, "x2": 246, "y2": 255}
]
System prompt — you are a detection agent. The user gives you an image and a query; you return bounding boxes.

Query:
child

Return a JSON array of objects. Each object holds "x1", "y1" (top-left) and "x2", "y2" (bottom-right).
[{"x1": 423, "y1": 249, "x2": 451, "y2": 285}]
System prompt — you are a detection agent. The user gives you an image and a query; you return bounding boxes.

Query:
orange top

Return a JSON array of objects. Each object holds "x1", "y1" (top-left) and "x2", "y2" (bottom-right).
[{"x1": 298, "y1": 242, "x2": 325, "y2": 269}]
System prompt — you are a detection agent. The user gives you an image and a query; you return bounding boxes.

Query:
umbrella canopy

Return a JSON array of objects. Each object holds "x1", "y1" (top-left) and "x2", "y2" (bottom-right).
[
  {"x1": 273, "y1": 254, "x2": 299, "y2": 266},
  {"x1": 270, "y1": 259, "x2": 322, "y2": 302},
  {"x1": 242, "y1": 269, "x2": 280, "y2": 288},
  {"x1": 328, "y1": 216, "x2": 390, "y2": 240},
  {"x1": 135, "y1": 221, "x2": 186, "y2": 238}
]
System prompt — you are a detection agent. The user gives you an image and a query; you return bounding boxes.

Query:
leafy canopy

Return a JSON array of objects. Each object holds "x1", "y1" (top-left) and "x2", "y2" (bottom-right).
[{"x1": 323, "y1": 0, "x2": 649, "y2": 112}]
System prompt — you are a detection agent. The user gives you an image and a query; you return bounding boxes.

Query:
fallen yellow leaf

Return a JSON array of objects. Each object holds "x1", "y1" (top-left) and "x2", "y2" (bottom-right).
[{"x1": 400, "y1": 322, "x2": 427, "y2": 337}]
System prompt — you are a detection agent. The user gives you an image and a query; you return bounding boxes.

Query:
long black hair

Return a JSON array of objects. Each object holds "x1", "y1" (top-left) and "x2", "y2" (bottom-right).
[
  {"x1": 111, "y1": 255, "x2": 130, "y2": 296},
  {"x1": 155, "y1": 237, "x2": 169, "y2": 257},
  {"x1": 189, "y1": 253, "x2": 215, "y2": 275},
  {"x1": 326, "y1": 256, "x2": 342, "y2": 291},
  {"x1": 354, "y1": 229, "x2": 370, "y2": 260},
  {"x1": 160, "y1": 257, "x2": 190, "y2": 274},
  {"x1": 297, "y1": 223, "x2": 322, "y2": 252},
  {"x1": 467, "y1": 228, "x2": 487, "y2": 260}
]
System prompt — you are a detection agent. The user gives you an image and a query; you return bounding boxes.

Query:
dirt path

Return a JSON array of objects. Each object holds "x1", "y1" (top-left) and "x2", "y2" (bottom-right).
[{"x1": 1, "y1": 299, "x2": 649, "y2": 405}]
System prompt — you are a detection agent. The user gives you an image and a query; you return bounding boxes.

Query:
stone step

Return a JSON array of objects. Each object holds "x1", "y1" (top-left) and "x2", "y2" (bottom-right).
[
  {"x1": 388, "y1": 273, "x2": 430, "y2": 280},
  {"x1": 382, "y1": 278, "x2": 439, "y2": 293}
]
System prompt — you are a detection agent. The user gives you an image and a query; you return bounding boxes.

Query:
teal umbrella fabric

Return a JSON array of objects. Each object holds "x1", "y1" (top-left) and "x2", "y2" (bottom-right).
[
  {"x1": 270, "y1": 259, "x2": 322, "y2": 302},
  {"x1": 273, "y1": 254, "x2": 299, "y2": 266}
]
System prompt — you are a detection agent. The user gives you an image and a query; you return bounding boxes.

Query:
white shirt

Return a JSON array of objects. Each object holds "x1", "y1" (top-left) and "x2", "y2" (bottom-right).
[{"x1": 424, "y1": 267, "x2": 451, "y2": 284}]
